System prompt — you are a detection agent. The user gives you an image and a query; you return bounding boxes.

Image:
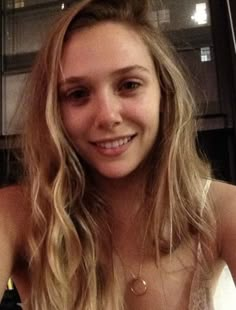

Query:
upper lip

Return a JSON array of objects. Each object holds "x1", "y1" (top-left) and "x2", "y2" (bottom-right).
[{"x1": 90, "y1": 134, "x2": 136, "y2": 144}]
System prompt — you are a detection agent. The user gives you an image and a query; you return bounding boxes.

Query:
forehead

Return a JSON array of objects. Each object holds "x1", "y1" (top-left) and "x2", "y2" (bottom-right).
[{"x1": 60, "y1": 21, "x2": 155, "y2": 78}]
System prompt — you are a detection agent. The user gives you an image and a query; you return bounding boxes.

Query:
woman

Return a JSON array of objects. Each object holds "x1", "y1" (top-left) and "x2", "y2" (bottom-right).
[{"x1": 0, "y1": 0, "x2": 235, "y2": 309}]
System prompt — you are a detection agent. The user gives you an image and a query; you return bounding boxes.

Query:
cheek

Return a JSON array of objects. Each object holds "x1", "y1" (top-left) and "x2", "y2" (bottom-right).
[
  {"x1": 144, "y1": 99, "x2": 161, "y2": 137},
  {"x1": 130, "y1": 90, "x2": 160, "y2": 118},
  {"x1": 149, "y1": 90, "x2": 161, "y2": 122},
  {"x1": 61, "y1": 109, "x2": 85, "y2": 140},
  {"x1": 138, "y1": 96, "x2": 161, "y2": 128}
]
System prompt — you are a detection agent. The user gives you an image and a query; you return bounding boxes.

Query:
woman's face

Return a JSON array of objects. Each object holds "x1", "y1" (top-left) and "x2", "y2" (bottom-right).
[{"x1": 59, "y1": 21, "x2": 161, "y2": 179}]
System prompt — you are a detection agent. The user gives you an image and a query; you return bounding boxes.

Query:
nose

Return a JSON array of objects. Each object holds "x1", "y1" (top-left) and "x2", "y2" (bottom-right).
[{"x1": 94, "y1": 90, "x2": 122, "y2": 129}]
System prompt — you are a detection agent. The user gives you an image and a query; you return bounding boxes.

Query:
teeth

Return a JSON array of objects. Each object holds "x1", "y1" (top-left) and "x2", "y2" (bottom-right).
[{"x1": 96, "y1": 136, "x2": 132, "y2": 149}]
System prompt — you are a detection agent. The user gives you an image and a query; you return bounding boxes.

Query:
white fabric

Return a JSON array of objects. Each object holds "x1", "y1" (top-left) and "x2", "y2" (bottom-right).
[
  {"x1": 213, "y1": 266, "x2": 236, "y2": 310},
  {"x1": 189, "y1": 180, "x2": 236, "y2": 310}
]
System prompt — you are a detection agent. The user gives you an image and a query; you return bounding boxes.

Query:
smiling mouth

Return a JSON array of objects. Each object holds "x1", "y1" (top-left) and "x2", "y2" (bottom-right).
[{"x1": 93, "y1": 135, "x2": 136, "y2": 149}]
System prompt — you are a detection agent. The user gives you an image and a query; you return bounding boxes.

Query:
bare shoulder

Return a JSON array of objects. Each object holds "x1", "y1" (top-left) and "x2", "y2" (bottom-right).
[
  {"x1": 0, "y1": 184, "x2": 29, "y2": 299},
  {"x1": 0, "y1": 184, "x2": 29, "y2": 254},
  {"x1": 209, "y1": 180, "x2": 236, "y2": 226},
  {"x1": 209, "y1": 180, "x2": 236, "y2": 281},
  {"x1": 0, "y1": 184, "x2": 28, "y2": 229},
  {"x1": 209, "y1": 180, "x2": 236, "y2": 233},
  {"x1": 209, "y1": 180, "x2": 236, "y2": 205}
]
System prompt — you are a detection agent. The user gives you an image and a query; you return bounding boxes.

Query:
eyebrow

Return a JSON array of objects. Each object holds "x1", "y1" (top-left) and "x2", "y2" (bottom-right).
[{"x1": 58, "y1": 65, "x2": 150, "y2": 89}]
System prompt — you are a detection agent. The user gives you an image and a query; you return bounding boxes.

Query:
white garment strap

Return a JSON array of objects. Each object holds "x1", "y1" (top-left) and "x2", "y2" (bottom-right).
[
  {"x1": 197, "y1": 179, "x2": 212, "y2": 260},
  {"x1": 200, "y1": 179, "x2": 212, "y2": 216}
]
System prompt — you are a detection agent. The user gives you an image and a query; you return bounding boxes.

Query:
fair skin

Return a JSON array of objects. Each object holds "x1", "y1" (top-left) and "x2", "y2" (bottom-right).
[
  {"x1": 59, "y1": 22, "x2": 161, "y2": 226},
  {"x1": 0, "y1": 21, "x2": 236, "y2": 309},
  {"x1": 59, "y1": 22, "x2": 161, "y2": 181}
]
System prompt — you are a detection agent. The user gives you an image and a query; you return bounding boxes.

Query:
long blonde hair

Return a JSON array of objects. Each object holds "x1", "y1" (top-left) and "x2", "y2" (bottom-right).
[{"x1": 19, "y1": 0, "x2": 215, "y2": 309}]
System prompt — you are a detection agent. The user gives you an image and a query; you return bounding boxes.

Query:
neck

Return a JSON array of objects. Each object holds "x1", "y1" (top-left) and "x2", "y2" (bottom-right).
[
  {"x1": 90, "y1": 168, "x2": 150, "y2": 255},
  {"x1": 95, "y1": 167, "x2": 147, "y2": 220}
]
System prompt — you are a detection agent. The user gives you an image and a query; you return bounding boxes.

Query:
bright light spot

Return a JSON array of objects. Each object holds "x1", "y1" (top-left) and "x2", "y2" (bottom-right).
[
  {"x1": 191, "y1": 3, "x2": 208, "y2": 25},
  {"x1": 201, "y1": 47, "x2": 211, "y2": 62},
  {"x1": 14, "y1": 0, "x2": 24, "y2": 8},
  {"x1": 61, "y1": 3, "x2": 65, "y2": 10},
  {"x1": 157, "y1": 9, "x2": 170, "y2": 24}
]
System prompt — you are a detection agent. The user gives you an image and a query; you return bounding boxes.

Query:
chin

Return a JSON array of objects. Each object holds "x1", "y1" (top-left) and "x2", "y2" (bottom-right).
[
  {"x1": 95, "y1": 163, "x2": 143, "y2": 180},
  {"x1": 98, "y1": 170, "x2": 132, "y2": 180}
]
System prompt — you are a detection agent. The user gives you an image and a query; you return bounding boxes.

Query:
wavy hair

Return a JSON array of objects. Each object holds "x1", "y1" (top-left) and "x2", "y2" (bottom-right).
[{"x1": 19, "y1": 0, "x2": 216, "y2": 309}]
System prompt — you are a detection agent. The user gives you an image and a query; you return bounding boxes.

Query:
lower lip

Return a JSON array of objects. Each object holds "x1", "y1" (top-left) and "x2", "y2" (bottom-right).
[{"x1": 92, "y1": 137, "x2": 134, "y2": 157}]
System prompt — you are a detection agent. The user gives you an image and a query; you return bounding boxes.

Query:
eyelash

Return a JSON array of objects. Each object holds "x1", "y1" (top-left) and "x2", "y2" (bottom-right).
[
  {"x1": 119, "y1": 80, "x2": 142, "y2": 92},
  {"x1": 62, "y1": 88, "x2": 90, "y2": 104},
  {"x1": 61, "y1": 79, "x2": 142, "y2": 104}
]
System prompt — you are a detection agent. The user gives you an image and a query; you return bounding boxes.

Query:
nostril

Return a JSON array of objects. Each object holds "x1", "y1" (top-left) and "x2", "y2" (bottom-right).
[{"x1": 94, "y1": 108, "x2": 122, "y2": 129}]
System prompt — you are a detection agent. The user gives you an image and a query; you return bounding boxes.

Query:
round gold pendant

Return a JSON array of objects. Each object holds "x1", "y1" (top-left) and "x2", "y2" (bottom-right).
[{"x1": 130, "y1": 277, "x2": 147, "y2": 296}]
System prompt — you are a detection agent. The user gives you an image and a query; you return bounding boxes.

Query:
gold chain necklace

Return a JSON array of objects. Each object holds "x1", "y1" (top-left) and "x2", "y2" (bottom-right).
[
  {"x1": 114, "y1": 248, "x2": 148, "y2": 296},
  {"x1": 112, "y1": 209, "x2": 152, "y2": 296}
]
